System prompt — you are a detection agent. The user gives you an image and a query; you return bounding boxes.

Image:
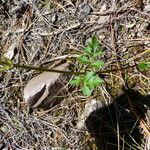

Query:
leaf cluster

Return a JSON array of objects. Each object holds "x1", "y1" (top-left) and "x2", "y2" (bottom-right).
[
  {"x1": 71, "y1": 36, "x2": 105, "y2": 96},
  {"x1": 78, "y1": 36, "x2": 105, "y2": 70},
  {"x1": 138, "y1": 61, "x2": 150, "y2": 71}
]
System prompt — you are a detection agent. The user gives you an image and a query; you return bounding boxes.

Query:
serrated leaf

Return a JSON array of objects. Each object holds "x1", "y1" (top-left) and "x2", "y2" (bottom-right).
[
  {"x1": 86, "y1": 77, "x2": 95, "y2": 89},
  {"x1": 82, "y1": 85, "x2": 92, "y2": 96},
  {"x1": 138, "y1": 62, "x2": 150, "y2": 71},
  {"x1": 92, "y1": 76, "x2": 104, "y2": 86},
  {"x1": 93, "y1": 51, "x2": 104, "y2": 57},
  {"x1": 70, "y1": 76, "x2": 82, "y2": 86},
  {"x1": 87, "y1": 75, "x2": 94, "y2": 84},
  {"x1": 84, "y1": 45, "x2": 92, "y2": 54},
  {"x1": 84, "y1": 72, "x2": 95, "y2": 82},
  {"x1": 88, "y1": 84, "x2": 95, "y2": 90},
  {"x1": 87, "y1": 75, "x2": 103, "y2": 88},
  {"x1": 90, "y1": 61, "x2": 105, "y2": 69},
  {"x1": 78, "y1": 55, "x2": 89, "y2": 63},
  {"x1": 89, "y1": 36, "x2": 100, "y2": 52}
]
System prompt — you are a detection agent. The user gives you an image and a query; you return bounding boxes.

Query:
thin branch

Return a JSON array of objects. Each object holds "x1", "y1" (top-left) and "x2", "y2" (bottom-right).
[
  {"x1": 0, "y1": 60, "x2": 84, "y2": 75},
  {"x1": 0, "y1": 60, "x2": 137, "y2": 76}
]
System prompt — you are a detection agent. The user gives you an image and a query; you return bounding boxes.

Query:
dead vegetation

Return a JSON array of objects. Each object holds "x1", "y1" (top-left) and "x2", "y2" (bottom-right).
[{"x1": 0, "y1": 0, "x2": 150, "y2": 149}]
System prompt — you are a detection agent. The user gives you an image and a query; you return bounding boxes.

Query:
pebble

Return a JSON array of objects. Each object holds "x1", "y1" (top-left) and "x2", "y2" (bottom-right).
[{"x1": 79, "y1": 4, "x2": 92, "y2": 16}]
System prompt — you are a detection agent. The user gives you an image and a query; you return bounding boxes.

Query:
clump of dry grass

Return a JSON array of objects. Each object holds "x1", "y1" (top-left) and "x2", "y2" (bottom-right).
[{"x1": 0, "y1": 0, "x2": 150, "y2": 149}]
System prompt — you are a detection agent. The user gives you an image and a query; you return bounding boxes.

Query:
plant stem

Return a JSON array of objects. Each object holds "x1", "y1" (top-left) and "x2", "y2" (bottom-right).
[
  {"x1": 0, "y1": 60, "x2": 84, "y2": 75},
  {"x1": 0, "y1": 60, "x2": 137, "y2": 75}
]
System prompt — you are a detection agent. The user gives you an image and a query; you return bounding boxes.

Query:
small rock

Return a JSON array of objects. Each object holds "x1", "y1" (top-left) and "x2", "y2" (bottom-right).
[
  {"x1": 1, "y1": 125, "x2": 9, "y2": 133},
  {"x1": 77, "y1": 99, "x2": 103, "y2": 129},
  {"x1": 79, "y1": 4, "x2": 92, "y2": 16},
  {"x1": 4, "y1": 43, "x2": 17, "y2": 59},
  {"x1": 24, "y1": 63, "x2": 69, "y2": 109},
  {"x1": 144, "y1": 4, "x2": 150, "y2": 12}
]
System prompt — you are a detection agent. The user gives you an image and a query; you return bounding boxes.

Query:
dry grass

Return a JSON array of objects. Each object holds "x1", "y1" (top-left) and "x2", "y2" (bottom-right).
[{"x1": 0, "y1": 0, "x2": 150, "y2": 149}]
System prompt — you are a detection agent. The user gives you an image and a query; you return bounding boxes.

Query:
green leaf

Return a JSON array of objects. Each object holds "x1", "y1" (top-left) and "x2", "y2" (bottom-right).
[
  {"x1": 78, "y1": 55, "x2": 89, "y2": 63},
  {"x1": 92, "y1": 76, "x2": 104, "y2": 86},
  {"x1": 89, "y1": 36, "x2": 100, "y2": 52},
  {"x1": 90, "y1": 61, "x2": 105, "y2": 69},
  {"x1": 93, "y1": 51, "x2": 104, "y2": 57},
  {"x1": 0, "y1": 66, "x2": 10, "y2": 71},
  {"x1": 138, "y1": 62, "x2": 150, "y2": 71},
  {"x1": 86, "y1": 75, "x2": 103, "y2": 88},
  {"x1": 84, "y1": 45, "x2": 92, "y2": 54},
  {"x1": 0, "y1": 57, "x2": 13, "y2": 72},
  {"x1": 86, "y1": 77, "x2": 95, "y2": 89},
  {"x1": 70, "y1": 36, "x2": 105, "y2": 96},
  {"x1": 82, "y1": 85, "x2": 92, "y2": 96},
  {"x1": 70, "y1": 76, "x2": 82, "y2": 86},
  {"x1": 84, "y1": 72, "x2": 95, "y2": 82}
]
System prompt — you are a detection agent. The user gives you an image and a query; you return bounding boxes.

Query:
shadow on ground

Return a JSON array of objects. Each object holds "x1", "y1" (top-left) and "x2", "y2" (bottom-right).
[{"x1": 85, "y1": 89, "x2": 150, "y2": 150}]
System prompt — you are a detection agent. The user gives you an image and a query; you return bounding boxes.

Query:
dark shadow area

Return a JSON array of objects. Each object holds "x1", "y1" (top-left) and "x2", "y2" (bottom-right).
[{"x1": 85, "y1": 89, "x2": 150, "y2": 150}]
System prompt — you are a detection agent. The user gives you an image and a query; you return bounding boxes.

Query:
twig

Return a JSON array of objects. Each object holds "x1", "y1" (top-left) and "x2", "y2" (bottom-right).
[
  {"x1": 92, "y1": 4, "x2": 131, "y2": 16},
  {"x1": 0, "y1": 60, "x2": 84, "y2": 75},
  {"x1": 129, "y1": 8, "x2": 150, "y2": 18},
  {"x1": 110, "y1": 12, "x2": 126, "y2": 86},
  {"x1": 126, "y1": 49, "x2": 150, "y2": 64},
  {"x1": 0, "y1": 59, "x2": 139, "y2": 76}
]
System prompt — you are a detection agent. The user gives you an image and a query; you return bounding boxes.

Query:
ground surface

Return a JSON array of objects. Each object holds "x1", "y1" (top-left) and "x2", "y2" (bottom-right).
[{"x1": 0, "y1": 0, "x2": 150, "y2": 150}]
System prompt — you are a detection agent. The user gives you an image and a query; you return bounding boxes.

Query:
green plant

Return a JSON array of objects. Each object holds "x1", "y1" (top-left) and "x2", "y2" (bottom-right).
[
  {"x1": 70, "y1": 36, "x2": 105, "y2": 96},
  {"x1": 0, "y1": 57, "x2": 13, "y2": 71},
  {"x1": 138, "y1": 61, "x2": 150, "y2": 71}
]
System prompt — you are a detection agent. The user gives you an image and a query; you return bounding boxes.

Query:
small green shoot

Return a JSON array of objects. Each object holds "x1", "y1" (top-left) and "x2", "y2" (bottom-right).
[
  {"x1": 71, "y1": 36, "x2": 105, "y2": 96},
  {"x1": 0, "y1": 57, "x2": 13, "y2": 72},
  {"x1": 138, "y1": 61, "x2": 150, "y2": 71},
  {"x1": 71, "y1": 72, "x2": 104, "y2": 96}
]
